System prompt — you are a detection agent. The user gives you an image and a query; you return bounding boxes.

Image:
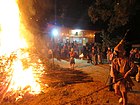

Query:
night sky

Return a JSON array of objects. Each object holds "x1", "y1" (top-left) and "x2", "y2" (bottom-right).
[
  {"x1": 54, "y1": 0, "x2": 95, "y2": 29},
  {"x1": 126, "y1": 11, "x2": 140, "y2": 43},
  {"x1": 19, "y1": 0, "x2": 140, "y2": 43},
  {"x1": 54, "y1": 0, "x2": 140, "y2": 43}
]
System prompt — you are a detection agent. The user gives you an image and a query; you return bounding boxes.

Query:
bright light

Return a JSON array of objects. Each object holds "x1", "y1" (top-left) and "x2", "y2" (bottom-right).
[
  {"x1": 71, "y1": 29, "x2": 81, "y2": 35},
  {"x1": 52, "y1": 28, "x2": 58, "y2": 37}
]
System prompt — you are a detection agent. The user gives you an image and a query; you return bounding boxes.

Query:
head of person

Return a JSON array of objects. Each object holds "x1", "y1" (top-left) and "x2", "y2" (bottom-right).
[
  {"x1": 71, "y1": 48, "x2": 74, "y2": 52},
  {"x1": 114, "y1": 39, "x2": 126, "y2": 57},
  {"x1": 134, "y1": 48, "x2": 138, "y2": 53},
  {"x1": 108, "y1": 47, "x2": 111, "y2": 51}
]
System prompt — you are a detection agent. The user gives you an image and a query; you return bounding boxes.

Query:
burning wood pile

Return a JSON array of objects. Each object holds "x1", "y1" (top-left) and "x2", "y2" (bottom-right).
[
  {"x1": 0, "y1": 0, "x2": 48, "y2": 103},
  {"x1": 0, "y1": 48, "x2": 47, "y2": 102}
]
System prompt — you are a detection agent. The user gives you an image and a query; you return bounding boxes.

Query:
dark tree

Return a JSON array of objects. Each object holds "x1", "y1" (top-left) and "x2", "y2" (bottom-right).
[{"x1": 88, "y1": 0, "x2": 139, "y2": 47}]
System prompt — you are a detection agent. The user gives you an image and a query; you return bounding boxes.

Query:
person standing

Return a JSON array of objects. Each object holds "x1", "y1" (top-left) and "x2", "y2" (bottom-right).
[
  {"x1": 108, "y1": 51, "x2": 117, "y2": 91},
  {"x1": 106, "y1": 47, "x2": 112, "y2": 64},
  {"x1": 111, "y1": 39, "x2": 135, "y2": 105},
  {"x1": 97, "y1": 47, "x2": 102, "y2": 64},
  {"x1": 91, "y1": 46, "x2": 98, "y2": 65},
  {"x1": 69, "y1": 48, "x2": 76, "y2": 70},
  {"x1": 86, "y1": 45, "x2": 92, "y2": 63}
]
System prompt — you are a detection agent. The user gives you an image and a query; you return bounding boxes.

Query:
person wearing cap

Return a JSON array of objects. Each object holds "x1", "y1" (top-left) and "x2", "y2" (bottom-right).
[{"x1": 111, "y1": 39, "x2": 135, "y2": 105}]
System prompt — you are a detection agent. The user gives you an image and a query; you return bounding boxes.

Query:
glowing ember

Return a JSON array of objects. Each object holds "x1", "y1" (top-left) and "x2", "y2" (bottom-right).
[{"x1": 0, "y1": 0, "x2": 46, "y2": 101}]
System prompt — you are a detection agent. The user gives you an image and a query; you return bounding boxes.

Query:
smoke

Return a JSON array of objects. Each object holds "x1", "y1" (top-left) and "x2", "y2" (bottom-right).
[{"x1": 17, "y1": 0, "x2": 54, "y2": 58}]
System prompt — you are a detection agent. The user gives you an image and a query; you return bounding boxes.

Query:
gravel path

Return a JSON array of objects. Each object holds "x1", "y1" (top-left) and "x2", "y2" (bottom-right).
[{"x1": 1, "y1": 58, "x2": 140, "y2": 105}]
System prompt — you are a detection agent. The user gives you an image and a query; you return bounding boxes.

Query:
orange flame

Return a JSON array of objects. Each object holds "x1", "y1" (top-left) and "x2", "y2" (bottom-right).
[{"x1": 0, "y1": 0, "x2": 46, "y2": 101}]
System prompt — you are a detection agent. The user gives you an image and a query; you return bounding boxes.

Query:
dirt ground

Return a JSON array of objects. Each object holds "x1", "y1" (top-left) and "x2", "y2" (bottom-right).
[{"x1": 1, "y1": 59, "x2": 140, "y2": 105}]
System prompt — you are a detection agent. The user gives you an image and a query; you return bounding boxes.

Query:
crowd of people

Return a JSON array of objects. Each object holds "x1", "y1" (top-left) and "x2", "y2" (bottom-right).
[
  {"x1": 48, "y1": 41, "x2": 106, "y2": 66},
  {"x1": 47, "y1": 40, "x2": 140, "y2": 68}
]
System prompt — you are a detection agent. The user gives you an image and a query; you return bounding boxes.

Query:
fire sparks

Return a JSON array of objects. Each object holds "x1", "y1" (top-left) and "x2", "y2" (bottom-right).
[{"x1": 0, "y1": 0, "x2": 46, "y2": 102}]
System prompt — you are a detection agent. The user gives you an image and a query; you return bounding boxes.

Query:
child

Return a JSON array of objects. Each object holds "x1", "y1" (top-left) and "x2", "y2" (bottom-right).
[{"x1": 69, "y1": 48, "x2": 76, "y2": 69}]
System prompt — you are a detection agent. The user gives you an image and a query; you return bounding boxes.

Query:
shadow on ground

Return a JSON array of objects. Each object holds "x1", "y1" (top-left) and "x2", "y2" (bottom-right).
[{"x1": 44, "y1": 68, "x2": 93, "y2": 87}]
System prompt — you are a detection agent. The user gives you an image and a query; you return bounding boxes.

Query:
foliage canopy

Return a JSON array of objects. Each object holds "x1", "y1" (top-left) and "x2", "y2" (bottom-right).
[{"x1": 88, "y1": 0, "x2": 139, "y2": 47}]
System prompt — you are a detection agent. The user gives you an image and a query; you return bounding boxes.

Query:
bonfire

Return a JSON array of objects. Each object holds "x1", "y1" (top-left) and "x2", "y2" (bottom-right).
[{"x1": 0, "y1": 0, "x2": 47, "y2": 102}]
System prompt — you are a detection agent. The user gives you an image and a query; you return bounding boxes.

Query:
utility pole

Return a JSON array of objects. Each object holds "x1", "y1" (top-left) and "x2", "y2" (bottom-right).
[
  {"x1": 54, "y1": 0, "x2": 57, "y2": 25},
  {"x1": 52, "y1": 0, "x2": 57, "y2": 66}
]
